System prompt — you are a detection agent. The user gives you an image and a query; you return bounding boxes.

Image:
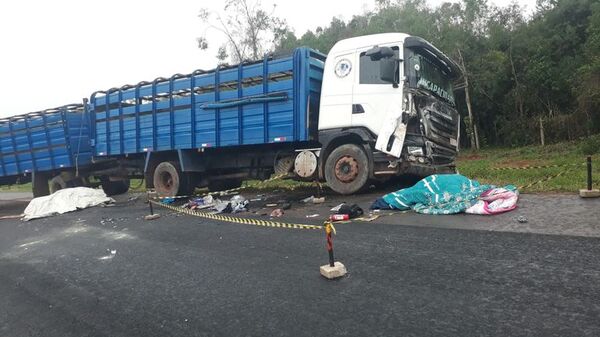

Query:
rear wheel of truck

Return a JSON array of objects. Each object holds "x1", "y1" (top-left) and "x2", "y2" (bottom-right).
[
  {"x1": 32, "y1": 172, "x2": 50, "y2": 198},
  {"x1": 153, "y1": 161, "x2": 194, "y2": 197},
  {"x1": 100, "y1": 177, "x2": 130, "y2": 196},
  {"x1": 324, "y1": 144, "x2": 371, "y2": 195},
  {"x1": 49, "y1": 175, "x2": 68, "y2": 194}
]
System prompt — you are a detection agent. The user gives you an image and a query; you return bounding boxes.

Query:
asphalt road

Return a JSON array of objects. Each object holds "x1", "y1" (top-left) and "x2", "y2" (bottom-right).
[{"x1": 1, "y1": 190, "x2": 599, "y2": 337}]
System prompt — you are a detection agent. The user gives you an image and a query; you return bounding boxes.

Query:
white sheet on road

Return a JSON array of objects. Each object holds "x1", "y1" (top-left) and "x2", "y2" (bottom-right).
[{"x1": 23, "y1": 187, "x2": 114, "y2": 221}]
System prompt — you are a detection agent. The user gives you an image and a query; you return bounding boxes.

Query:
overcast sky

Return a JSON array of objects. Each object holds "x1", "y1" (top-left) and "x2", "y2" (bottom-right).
[{"x1": 0, "y1": 0, "x2": 535, "y2": 116}]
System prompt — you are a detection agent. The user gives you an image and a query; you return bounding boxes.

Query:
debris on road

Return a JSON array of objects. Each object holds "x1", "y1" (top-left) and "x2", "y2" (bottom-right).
[
  {"x1": 270, "y1": 208, "x2": 284, "y2": 217},
  {"x1": 330, "y1": 214, "x2": 349, "y2": 221},
  {"x1": 23, "y1": 187, "x2": 114, "y2": 221},
  {"x1": 517, "y1": 215, "x2": 528, "y2": 223},
  {"x1": 160, "y1": 197, "x2": 175, "y2": 204},
  {"x1": 301, "y1": 195, "x2": 325, "y2": 204},
  {"x1": 98, "y1": 249, "x2": 117, "y2": 260},
  {"x1": 230, "y1": 195, "x2": 249, "y2": 213},
  {"x1": 306, "y1": 214, "x2": 320, "y2": 218},
  {"x1": 144, "y1": 214, "x2": 161, "y2": 220},
  {"x1": 330, "y1": 203, "x2": 345, "y2": 212},
  {"x1": 355, "y1": 214, "x2": 380, "y2": 222},
  {"x1": 336, "y1": 204, "x2": 364, "y2": 219}
]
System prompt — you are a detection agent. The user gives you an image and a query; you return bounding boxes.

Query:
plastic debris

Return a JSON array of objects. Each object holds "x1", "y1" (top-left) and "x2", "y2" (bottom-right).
[
  {"x1": 270, "y1": 208, "x2": 284, "y2": 217},
  {"x1": 306, "y1": 214, "x2": 320, "y2": 218},
  {"x1": 161, "y1": 197, "x2": 175, "y2": 204},
  {"x1": 301, "y1": 196, "x2": 326, "y2": 204},
  {"x1": 517, "y1": 215, "x2": 528, "y2": 223},
  {"x1": 230, "y1": 195, "x2": 248, "y2": 213},
  {"x1": 330, "y1": 203, "x2": 346, "y2": 212},
  {"x1": 301, "y1": 196, "x2": 315, "y2": 203},
  {"x1": 214, "y1": 201, "x2": 232, "y2": 213}
]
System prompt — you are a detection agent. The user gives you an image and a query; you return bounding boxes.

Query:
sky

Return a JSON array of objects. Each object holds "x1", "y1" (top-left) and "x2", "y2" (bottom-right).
[{"x1": 0, "y1": 0, "x2": 536, "y2": 116}]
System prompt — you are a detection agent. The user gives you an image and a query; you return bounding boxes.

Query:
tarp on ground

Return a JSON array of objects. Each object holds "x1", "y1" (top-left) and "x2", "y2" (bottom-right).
[
  {"x1": 371, "y1": 174, "x2": 518, "y2": 215},
  {"x1": 23, "y1": 187, "x2": 114, "y2": 221}
]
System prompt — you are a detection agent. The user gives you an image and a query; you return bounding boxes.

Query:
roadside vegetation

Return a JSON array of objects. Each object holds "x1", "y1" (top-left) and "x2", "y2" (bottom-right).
[{"x1": 457, "y1": 135, "x2": 600, "y2": 192}]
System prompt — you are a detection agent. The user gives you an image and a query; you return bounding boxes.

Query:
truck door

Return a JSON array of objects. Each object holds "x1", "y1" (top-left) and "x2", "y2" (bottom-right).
[
  {"x1": 352, "y1": 43, "x2": 405, "y2": 158},
  {"x1": 318, "y1": 52, "x2": 356, "y2": 130}
]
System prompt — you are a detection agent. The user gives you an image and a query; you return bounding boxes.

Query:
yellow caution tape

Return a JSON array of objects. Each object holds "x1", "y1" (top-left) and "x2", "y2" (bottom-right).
[
  {"x1": 150, "y1": 199, "x2": 325, "y2": 231},
  {"x1": 490, "y1": 163, "x2": 584, "y2": 171},
  {"x1": 518, "y1": 167, "x2": 574, "y2": 190}
]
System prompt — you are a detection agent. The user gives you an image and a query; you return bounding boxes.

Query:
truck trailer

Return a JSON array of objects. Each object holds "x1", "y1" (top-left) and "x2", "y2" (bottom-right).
[{"x1": 1, "y1": 33, "x2": 461, "y2": 196}]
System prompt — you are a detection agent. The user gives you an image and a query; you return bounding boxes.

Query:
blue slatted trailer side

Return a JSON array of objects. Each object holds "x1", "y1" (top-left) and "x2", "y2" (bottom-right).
[
  {"x1": 89, "y1": 47, "x2": 325, "y2": 157},
  {"x1": 0, "y1": 105, "x2": 92, "y2": 184}
]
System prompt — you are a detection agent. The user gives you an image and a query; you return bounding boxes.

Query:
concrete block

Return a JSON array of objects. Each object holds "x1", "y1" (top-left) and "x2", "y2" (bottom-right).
[
  {"x1": 144, "y1": 214, "x2": 161, "y2": 220},
  {"x1": 579, "y1": 189, "x2": 600, "y2": 198},
  {"x1": 320, "y1": 261, "x2": 347, "y2": 279}
]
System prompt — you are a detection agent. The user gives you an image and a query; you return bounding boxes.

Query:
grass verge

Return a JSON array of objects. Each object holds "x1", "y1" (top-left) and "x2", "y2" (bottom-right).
[{"x1": 457, "y1": 139, "x2": 599, "y2": 193}]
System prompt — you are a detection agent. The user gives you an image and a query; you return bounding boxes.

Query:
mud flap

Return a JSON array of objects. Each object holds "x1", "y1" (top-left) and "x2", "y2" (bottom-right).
[{"x1": 375, "y1": 114, "x2": 406, "y2": 158}]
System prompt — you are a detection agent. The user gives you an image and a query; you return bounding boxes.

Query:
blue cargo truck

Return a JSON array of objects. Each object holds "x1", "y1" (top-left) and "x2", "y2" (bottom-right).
[
  {"x1": 1, "y1": 33, "x2": 461, "y2": 197},
  {"x1": 0, "y1": 104, "x2": 95, "y2": 197}
]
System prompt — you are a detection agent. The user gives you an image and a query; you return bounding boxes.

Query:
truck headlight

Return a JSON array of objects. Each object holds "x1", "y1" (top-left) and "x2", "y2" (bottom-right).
[{"x1": 407, "y1": 146, "x2": 424, "y2": 156}]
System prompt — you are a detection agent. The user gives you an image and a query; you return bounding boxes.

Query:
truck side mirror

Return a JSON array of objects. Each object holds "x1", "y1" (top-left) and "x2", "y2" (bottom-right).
[
  {"x1": 365, "y1": 46, "x2": 395, "y2": 60},
  {"x1": 380, "y1": 58, "x2": 398, "y2": 86}
]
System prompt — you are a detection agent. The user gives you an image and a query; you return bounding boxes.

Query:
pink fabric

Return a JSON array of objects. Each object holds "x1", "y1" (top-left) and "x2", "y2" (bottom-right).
[{"x1": 465, "y1": 188, "x2": 519, "y2": 215}]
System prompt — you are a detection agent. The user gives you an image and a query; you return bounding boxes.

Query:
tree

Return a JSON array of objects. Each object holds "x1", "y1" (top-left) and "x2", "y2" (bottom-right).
[{"x1": 198, "y1": 0, "x2": 289, "y2": 63}]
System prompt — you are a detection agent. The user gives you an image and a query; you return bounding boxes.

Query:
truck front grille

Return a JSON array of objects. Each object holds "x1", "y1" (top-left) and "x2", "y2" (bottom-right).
[{"x1": 417, "y1": 97, "x2": 459, "y2": 165}]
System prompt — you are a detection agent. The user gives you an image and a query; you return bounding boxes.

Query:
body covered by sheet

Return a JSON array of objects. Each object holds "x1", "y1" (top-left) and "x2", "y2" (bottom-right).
[
  {"x1": 23, "y1": 187, "x2": 114, "y2": 220},
  {"x1": 371, "y1": 174, "x2": 518, "y2": 215}
]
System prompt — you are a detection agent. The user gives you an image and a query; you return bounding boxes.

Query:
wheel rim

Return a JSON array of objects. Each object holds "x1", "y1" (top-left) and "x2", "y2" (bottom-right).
[
  {"x1": 159, "y1": 171, "x2": 174, "y2": 191},
  {"x1": 334, "y1": 155, "x2": 359, "y2": 183}
]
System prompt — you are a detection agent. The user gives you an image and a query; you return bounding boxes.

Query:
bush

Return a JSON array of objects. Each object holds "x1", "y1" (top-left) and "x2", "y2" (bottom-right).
[{"x1": 580, "y1": 135, "x2": 600, "y2": 155}]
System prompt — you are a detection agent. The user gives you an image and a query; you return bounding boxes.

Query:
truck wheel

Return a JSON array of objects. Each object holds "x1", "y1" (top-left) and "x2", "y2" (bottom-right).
[
  {"x1": 101, "y1": 178, "x2": 130, "y2": 196},
  {"x1": 49, "y1": 175, "x2": 68, "y2": 194},
  {"x1": 32, "y1": 172, "x2": 50, "y2": 198},
  {"x1": 153, "y1": 161, "x2": 194, "y2": 196},
  {"x1": 324, "y1": 144, "x2": 371, "y2": 195}
]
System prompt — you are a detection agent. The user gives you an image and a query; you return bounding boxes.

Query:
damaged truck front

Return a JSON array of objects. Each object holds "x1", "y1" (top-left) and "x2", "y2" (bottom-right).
[{"x1": 312, "y1": 33, "x2": 461, "y2": 193}]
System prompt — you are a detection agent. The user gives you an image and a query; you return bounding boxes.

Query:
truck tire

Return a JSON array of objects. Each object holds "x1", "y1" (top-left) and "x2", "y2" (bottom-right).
[
  {"x1": 153, "y1": 161, "x2": 194, "y2": 196},
  {"x1": 324, "y1": 144, "x2": 371, "y2": 195},
  {"x1": 101, "y1": 178, "x2": 130, "y2": 196},
  {"x1": 49, "y1": 175, "x2": 68, "y2": 194},
  {"x1": 32, "y1": 172, "x2": 50, "y2": 198}
]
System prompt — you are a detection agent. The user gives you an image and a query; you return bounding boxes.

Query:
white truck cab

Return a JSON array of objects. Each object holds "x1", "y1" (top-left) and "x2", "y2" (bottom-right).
[{"x1": 306, "y1": 33, "x2": 461, "y2": 194}]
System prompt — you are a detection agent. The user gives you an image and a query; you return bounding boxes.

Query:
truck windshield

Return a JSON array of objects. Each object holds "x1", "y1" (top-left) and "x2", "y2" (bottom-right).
[{"x1": 406, "y1": 49, "x2": 455, "y2": 106}]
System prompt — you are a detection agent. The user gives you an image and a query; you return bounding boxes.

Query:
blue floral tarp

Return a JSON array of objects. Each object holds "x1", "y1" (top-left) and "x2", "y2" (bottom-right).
[{"x1": 371, "y1": 174, "x2": 517, "y2": 215}]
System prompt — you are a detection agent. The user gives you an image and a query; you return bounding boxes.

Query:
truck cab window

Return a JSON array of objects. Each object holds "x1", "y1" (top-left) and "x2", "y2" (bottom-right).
[
  {"x1": 406, "y1": 48, "x2": 455, "y2": 106},
  {"x1": 359, "y1": 46, "x2": 399, "y2": 84}
]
